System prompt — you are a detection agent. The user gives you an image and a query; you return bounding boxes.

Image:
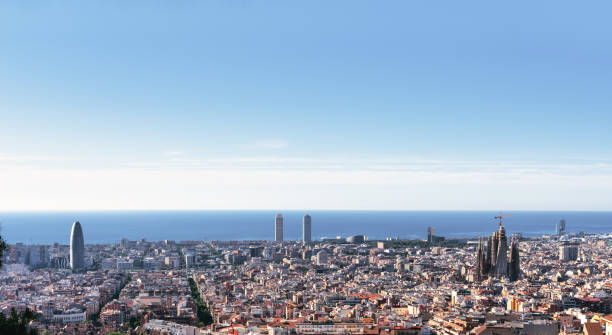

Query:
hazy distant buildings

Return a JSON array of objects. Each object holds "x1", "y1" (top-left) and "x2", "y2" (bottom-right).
[
  {"x1": 117, "y1": 258, "x2": 134, "y2": 270},
  {"x1": 557, "y1": 219, "x2": 567, "y2": 236},
  {"x1": 303, "y1": 214, "x2": 311, "y2": 243},
  {"x1": 70, "y1": 221, "x2": 85, "y2": 270},
  {"x1": 25, "y1": 245, "x2": 48, "y2": 268},
  {"x1": 427, "y1": 226, "x2": 445, "y2": 243},
  {"x1": 275, "y1": 214, "x2": 283, "y2": 242},
  {"x1": 346, "y1": 235, "x2": 366, "y2": 244},
  {"x1": 316, "y1": 250, "x2": 328, "y2": 265},
  {"x1": 184, "y1": 252, "x2": 196, "y2": 267}
]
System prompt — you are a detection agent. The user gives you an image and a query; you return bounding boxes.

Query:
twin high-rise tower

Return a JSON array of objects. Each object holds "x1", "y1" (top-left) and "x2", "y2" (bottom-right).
[
  {"x1": 275, "y1": 214, "x2": 284, "y2": 242},
  {"x1": 556, "y1": 219, "x2": 566, "y2": 236},
  {"x1": 274, "y1": 214, "x2": 312, "y2": 243},
  {"x1": 303, "y1": 214, "x2": 311, "y2": 243}
]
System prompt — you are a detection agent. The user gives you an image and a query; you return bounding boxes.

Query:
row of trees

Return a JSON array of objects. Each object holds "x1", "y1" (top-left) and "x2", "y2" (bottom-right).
[{"x1": 188, "y1": 277, "x2": 213, "y2": 327}]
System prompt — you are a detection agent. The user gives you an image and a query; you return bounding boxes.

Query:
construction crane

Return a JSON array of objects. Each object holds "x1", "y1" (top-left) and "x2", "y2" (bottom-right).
[{"x1": 494, "y1": 213, "x2": 512, "y2": 227}]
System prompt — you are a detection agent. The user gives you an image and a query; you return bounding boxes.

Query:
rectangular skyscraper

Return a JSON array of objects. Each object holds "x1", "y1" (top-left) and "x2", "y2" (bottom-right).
[
  {"x1": 303, "y1": 214, "x2": 311, "y2": 243},
  {"x1": 557, "y1": 220, "x2": 566, "y2": 236},
  {"x1": 559, "y1": 243, "x2": 578, "y2": 261},
  {"x1": 275, "y1": 214, "x2": 283, "y2": 242}
]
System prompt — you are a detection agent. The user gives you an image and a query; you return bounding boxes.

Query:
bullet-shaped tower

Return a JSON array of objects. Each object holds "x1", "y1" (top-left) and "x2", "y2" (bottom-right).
[{"x1": 70, "y1": 221, "x2": 85, "y2": 270}]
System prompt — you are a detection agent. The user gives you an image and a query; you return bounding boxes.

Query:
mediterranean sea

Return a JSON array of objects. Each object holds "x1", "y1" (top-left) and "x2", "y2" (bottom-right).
[{"x1": 0, "y1": 210, "x2": 610, "y2": 245}]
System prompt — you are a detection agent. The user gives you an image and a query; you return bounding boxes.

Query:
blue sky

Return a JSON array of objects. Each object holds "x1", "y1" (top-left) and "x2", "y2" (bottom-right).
[{"x1": 1, "y1": 1, "x2": 611, "y2": 210}]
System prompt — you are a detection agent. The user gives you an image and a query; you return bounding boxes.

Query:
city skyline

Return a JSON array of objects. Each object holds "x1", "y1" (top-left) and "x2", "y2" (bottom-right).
[
  {"x1": 1, "y1": 2, "x2": 611, "y2": 335},
  {"x1": 3, "y1": 222, "x2": 609, "y2": 334},
  {"x1": 1, "y1": 1, "x2": 612, "y2": 211},
  {"x1": 1, "y1": 210, "x2": 610, "y2": 245}
]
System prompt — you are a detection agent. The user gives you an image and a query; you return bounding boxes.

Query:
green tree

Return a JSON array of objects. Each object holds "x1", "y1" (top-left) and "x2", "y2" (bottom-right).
[
  {"x1": 0, "y1": 232, "x2": 37, "y2": 335},
  {"x1": 188, "y1": 278, "x2": 213, "y2": 325},
  {"x1": 0, "y1": 308, "x2": 38, "y2": 335}
]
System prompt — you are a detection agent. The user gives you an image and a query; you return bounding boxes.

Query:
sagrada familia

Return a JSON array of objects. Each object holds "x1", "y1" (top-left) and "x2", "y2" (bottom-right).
[{"x1": 475, "y1": 222, "x2": 521, "y2": 282}]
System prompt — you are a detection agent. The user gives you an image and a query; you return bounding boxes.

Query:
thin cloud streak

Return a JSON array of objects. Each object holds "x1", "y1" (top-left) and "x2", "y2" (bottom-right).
[
  {"x1": 122, "y1": 156, "x2": 612, "y2": 176},
  {"x1": 1, "y1": 154, "x2": 611, "y2": 211},
  {"x1": 248, "y1": 139, "x2": 289, "y2": 149},
  {"x1": 161, "y1": 150, "x2": 185, "y2": 157},
  {"x1": 0, "y1": 165, "x2": 610, "y2": 210},
  {"x1": 2, "y1": 151, "x2": 611, "y2": 176},
  {"x1": 0, "y1": 153, "x2": 66, "y2": 162}
]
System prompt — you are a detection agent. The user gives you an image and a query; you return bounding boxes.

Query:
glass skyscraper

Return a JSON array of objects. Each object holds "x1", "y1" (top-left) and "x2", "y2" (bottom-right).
[{"x1": 70, "y1": 221, "x2": 85, "y2": 270}]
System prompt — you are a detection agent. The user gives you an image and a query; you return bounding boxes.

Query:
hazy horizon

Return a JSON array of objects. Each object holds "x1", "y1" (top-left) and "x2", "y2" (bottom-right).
[
  {"x1": 2, "y1": 209, "x2": 612, "y2": 213},
  {"x1": 2, "y1": 210, "x2": 610, "y2": 244}
]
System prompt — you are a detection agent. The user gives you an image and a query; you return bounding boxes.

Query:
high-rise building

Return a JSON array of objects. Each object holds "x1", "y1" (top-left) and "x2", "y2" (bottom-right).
[
  {"x1": 559, "y1": 243, "x2": 578, "y2": 261},
  {"x1": 426, "y1": 226, "x2": 445, "y2": 243},
  {"x1": 25, "y1": 245, "x2": 48, "y2": 268},
  {"x1": 556, "y1": 220, "x2": 566, "y2": 236},
  {"x1": 184, "y1": 252, "x2": 195, "y2": 267},
  {"x1": 275, "y1": 214, "x2": 283, "y2": 242},
  {"x1": 303, "y1": 214, "x2": 311, "y2": 243},
  {"x1": 70, "y1": 221, "x2": 85, "y2": 270},
  {"x1": 427, "y1": 227, "x2": 435, "y2": 243},
  {"x1": 120, "y1": 238, "x2": 130, "y2": 248}
]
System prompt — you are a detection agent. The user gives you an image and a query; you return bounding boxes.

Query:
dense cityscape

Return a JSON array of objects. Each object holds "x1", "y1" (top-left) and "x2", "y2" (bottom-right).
[
  {"x1": 1, "y1": 215, "x2": 611, "y2": 335},
  {"x1": 4, "y1": 1, "x2": 612, "y2": 334}
]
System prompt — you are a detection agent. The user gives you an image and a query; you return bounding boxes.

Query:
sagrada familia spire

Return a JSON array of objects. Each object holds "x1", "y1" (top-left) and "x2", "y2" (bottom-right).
[{"x1": 475, "y1": 216, "x2": 520, "y2": 282}]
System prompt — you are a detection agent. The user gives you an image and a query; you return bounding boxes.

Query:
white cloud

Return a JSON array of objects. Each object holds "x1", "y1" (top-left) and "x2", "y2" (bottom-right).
[
  {"x1": 0, "y1": 153, "x2": 65, "y2": 163},
  {"x1": 122, "y1": 156, "x2": 612, "y2": 176},
  {"x1": 0, "y1": 158, "x2": 611, "y2": 211}
]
